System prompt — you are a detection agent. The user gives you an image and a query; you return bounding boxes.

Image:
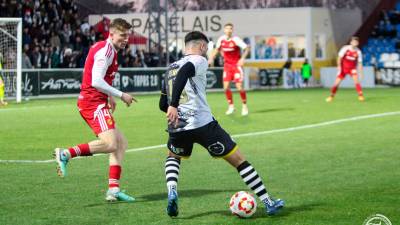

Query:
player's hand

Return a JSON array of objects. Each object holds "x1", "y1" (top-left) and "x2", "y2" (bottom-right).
[
  {"x1": 208, "y1": 58, "x2": 214, "y2": 66},
  {"x1": 238, "y1": 58, "x2": 245, "y2": 67},
  {"x1": 109, "y1": 96, "x2": 116, "y2": 113},
  {"x1": 121, "y1": 93, "x2": 137, "y2": 107},
  {"x1": 166, "y1": 106, "x2": 179, "y2": 127}
]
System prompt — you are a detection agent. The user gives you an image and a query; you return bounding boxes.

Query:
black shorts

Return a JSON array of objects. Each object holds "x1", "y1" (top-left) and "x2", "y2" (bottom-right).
[{"x1": 167, "y1": 120, "x2": 237, "y2": 158}]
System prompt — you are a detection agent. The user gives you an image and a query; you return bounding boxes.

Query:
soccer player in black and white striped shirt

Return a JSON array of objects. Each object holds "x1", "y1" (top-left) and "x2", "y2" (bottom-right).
[{"x1": 159, "y1": 31, "x2": 284, "y2": 217}]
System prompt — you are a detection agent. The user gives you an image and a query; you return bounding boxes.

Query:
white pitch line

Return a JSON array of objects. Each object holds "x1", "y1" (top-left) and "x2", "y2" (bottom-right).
[
  {"x1": 1, "y1": 111, "x2": 399, "y2": 164},
  {"x1": 232, "y1": 111, "x2": 400, "y2": 138}
]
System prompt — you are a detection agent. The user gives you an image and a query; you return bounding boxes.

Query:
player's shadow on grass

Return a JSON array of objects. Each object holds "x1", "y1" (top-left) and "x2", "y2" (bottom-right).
[
  {"x1": 83, "y1": 189, "x2": 238, "y2": 207},
  {"x1": 136, "y1": 188, "x2": 238, "y2": 203},
  {"x1": 251, "y1": 107, "x2": 294, "y2": 114},
  {"x1": 176, "y1": 202, "x2": 323, "y2": 220},
  {"x1": 357, "y1": 96, "x2": 381, "y2": 102},
  {"x1": 84, "y1": 201, "x2": 133, "y2": 207}
]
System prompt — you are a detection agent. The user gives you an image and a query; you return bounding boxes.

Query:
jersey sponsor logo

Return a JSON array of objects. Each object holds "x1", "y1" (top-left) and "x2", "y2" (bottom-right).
[
  {"x1": 345, "y1": 55, "x2": 356, "y2": 61},
  {"x1": 169, "y1": 144, "x2": 185, "y2": 155},
  {"x1": 222, "y1": 47, "x2": 235, "y2": 51},
  {"x1": 207, "y1": 141, "x2": 225, "y2": 155}
]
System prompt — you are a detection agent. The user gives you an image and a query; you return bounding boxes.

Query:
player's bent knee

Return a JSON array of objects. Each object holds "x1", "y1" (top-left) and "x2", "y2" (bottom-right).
[{"x1": 106, "y1": 142, "x2": 118, "y2": 153}]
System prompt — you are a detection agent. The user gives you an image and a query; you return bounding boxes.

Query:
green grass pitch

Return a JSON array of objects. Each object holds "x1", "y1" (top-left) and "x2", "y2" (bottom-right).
[{"x1": 0, "y1": 88, "x2": 399, "y2": 225}]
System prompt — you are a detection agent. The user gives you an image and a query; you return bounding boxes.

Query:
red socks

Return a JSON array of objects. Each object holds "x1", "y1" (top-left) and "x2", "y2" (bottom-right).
[
  {"x1": 109, "y1": 165, "x2": 121, "y2": 189},
  {"x1": 330, "y1": 85, "x2": 338, "y2": 96},
  {"x1": 331, "y1": 83, "x2": 363, "y2": 97},
  {"x1": 68, "y1": 143, "x2": 91, "y2": 158},
  {"x1": 226, "y1": 89, "x2": 247, "y2": 104},
  {"x1": 239, "y1": 90, "x2": 247, "y2": 104},
  {"x1": 225, "y1": 89, "x2": 233, "y2": 104},
  {"x1": 355, "y1": 83, "x2": 363, "y2": 96}
]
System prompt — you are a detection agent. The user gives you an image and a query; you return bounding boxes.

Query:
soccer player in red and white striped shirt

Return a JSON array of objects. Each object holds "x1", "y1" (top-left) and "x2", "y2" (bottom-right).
[
  {"x1": 209, "y1": 23, "x2": 250, "y2": 116},
  {"x1": 326, "y1": 36, "x2": 365, "y2": 102},
  {"x1": 54, "y1": 18, "x2": 137, "y2": 202}
]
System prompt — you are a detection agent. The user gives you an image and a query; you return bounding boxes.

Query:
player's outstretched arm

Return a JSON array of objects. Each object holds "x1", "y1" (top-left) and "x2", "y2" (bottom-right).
[
  {"x1": 159, "y1": 94, "x2": 168, "y2": 113},
  {"x1": 91, "y1": 54, "x2": 137, "y2": 107},
  {"x1": 238, "y1": 46, "x2": 250, "y2": 66},
  {"x1": 208, "y1": 48, "x2": 219, "y2": 66},
  {"x1": 91, "y1": 54, "x2": 123, "y2": 97},
  {"x1": 159, "y1": 79, "x2": 168, "y2": 113},
  {"x1": 336, "y1": 56, "x2": 342, "y2": 71},
  {"x1": 121, "y1": 93, "x2": 137, "y2": 107}
]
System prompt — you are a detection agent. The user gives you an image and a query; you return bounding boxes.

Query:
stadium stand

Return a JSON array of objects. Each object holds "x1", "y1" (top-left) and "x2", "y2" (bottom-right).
[
  {"x1": 361, "y1": 1, "x2": 400, "y2": 68},
  {"x1": 0, "y1": 0, "x2": 386, "y2": 69}
]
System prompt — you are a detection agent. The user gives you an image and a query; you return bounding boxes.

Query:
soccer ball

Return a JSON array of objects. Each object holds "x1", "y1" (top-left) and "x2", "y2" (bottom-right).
[{"x1": 229, "y1": 191, "x2": 257, "y2": 218}]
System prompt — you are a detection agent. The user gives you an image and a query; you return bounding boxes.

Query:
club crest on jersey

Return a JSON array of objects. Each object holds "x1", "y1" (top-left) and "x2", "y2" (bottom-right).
[{"x1": 107, "y1": 118, "x2": 113, "y2": 125}]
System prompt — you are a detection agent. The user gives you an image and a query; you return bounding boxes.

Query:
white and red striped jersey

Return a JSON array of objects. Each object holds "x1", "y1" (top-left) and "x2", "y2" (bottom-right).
[
  {"x1": 216, "y1": 35, "x2": 247, "y2": 65},
  {"x1": 79, "y1": 39, "x2": 121, "y2": 105},
  {"x1": 338, "y1": 45, "x2": 362, "y2": 70}
]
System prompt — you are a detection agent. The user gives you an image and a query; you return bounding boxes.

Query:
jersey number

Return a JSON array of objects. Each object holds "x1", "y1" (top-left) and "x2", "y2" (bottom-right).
[{"x1": 167, "y1": 69, "x2": 188, "y2": 104}]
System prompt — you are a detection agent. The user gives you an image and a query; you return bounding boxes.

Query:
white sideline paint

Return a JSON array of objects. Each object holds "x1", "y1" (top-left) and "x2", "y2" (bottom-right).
[{"x1": 1, "y1": 111, "x2": 399, "y2": 164}]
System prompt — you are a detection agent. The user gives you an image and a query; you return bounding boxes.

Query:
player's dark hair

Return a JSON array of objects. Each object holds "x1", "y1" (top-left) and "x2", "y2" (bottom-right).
[
  {"x1": 184, "y1": 31, "x2": 209, "y2": 44},
  {"x1": 350, "y1": 36, "x2": 359, "y2": 42},
  {"x1": 224, "y1": 23, "x2": 234, "y2": 28},
  {"x1": 110, "y1": 18, "x2": 132, "y2": 31}
]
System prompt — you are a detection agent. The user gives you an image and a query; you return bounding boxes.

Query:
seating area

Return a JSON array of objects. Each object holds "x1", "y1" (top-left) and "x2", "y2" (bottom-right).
[{"x1": 362, "y1": 1, "x2": 400, "y2": 68}]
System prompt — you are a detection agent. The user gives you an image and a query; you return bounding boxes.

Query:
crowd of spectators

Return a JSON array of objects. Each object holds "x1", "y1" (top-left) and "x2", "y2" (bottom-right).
[
  {"x1": 0, "y1": 0, "x2": 160, "y2": 69},
  {"x1": 1, "y1": 0, "x2": 380, "y2": 69},
  {"x1": 105, "y1": 0, "x2": 380, "y2": 20}
]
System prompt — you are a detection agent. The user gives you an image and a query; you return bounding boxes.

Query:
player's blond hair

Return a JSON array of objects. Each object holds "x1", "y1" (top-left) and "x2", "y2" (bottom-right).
[{"x1": 110, "y1": 18, "x2": 132, "y2": 31}]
